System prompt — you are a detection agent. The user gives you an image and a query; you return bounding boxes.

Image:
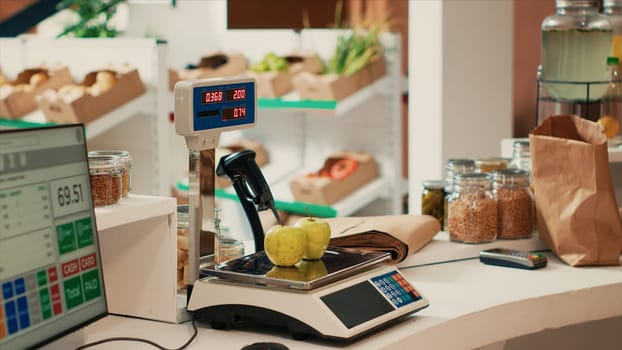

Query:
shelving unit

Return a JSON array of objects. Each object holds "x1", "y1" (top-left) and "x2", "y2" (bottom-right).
[
  {"x1": 213, "y1": 30, "x2": 405, "y2": 218},
  {"x1": 0, "y1": 38, "x2": 170, "y2": 196}
]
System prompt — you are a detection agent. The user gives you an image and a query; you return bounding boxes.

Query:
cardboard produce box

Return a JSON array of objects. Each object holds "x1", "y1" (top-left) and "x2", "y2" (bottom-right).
[
  {"x1": 36, "y1": 67, "x2": 145, "y2": 124},
  {"x1": 285, "y1": 51, "x2": 324, "y2": 76},
  {"x1": 0, "y1": 66, "x2": 73, "y2": 119},
  {"x1": 169, "y1": 52, "x2": 247, "y2": 91},
  {"x1": 215, "y1": 139, "x2": 269, "y2": 188},
  {"x1": 289, "y1": 151, "x2": 379, "y2": 205},
  {"x1": 291, "y1": 57, "x2": 385, "y2": 101},
  {"x1": 249, "y1": 70, "x2": 292, "y2": 98}
]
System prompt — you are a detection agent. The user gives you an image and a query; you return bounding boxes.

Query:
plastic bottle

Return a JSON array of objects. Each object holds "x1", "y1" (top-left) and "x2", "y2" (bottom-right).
[
  {"x1": 603, "y1": 0, "x2": 622, "y2": 60},
  {"x1": 599, "y1": 56, "x2": 622, "y2": 139},
  {"x1": 541, "y1": 0, "x2": 613, "y2": 101}
]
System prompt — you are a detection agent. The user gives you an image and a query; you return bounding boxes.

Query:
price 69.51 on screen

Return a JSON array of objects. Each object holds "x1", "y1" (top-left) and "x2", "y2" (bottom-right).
[{"x1": 50, "y1": 175, "x2": 91, "y2": 217}]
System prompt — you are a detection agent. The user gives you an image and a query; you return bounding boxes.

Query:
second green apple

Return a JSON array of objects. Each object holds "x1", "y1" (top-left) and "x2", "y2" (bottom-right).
[{"x1": 295, "y1": 216, "x2": 332, "y2": 260}]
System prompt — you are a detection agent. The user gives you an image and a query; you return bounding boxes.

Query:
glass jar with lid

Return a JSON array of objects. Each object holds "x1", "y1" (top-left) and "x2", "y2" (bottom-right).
[
  {"x1": 447, "y1": 173, "x2": 497, "y2": 244},
  {"x1": 541, "y1": 0, "x2": 613, "y2": 101},
  {"x1": 88, "y1": 154, "x2": 123, "y2": 207},
  {"x1": 443, "y1": 159, "x2": 476, "y2": 230},
  {"x1": 509, "y1": 139, "x2": 532, "y2": 173},
  {"x1": 492, "y1": 169, "x2": 534, "y2": 240},
  {"x1": 88, "y1": 150, "x2": 132, "y2": 198},
  {"x1": 421, "y1": 180, "x2": 446, "y2": 227}
]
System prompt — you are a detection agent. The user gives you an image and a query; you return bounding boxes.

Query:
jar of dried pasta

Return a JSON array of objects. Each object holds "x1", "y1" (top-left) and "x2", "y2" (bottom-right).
[
  {"x1": 492, "y1": 169, "x2": 534, "y2": 239},
  {"x1": 88, "y1": 154, "x2": 123, "y2": 207},
  {"x1": 89, "y1": 150, "x2": 132, "y2": 198},
  {"x1": 447, "y1": 173, "x2": 497, "y2": 244}
]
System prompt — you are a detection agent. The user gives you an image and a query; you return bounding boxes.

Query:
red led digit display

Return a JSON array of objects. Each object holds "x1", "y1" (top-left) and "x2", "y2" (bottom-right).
[
  {"x1": 201, "y1": 90, "x2": 223, "y2": 104},
  {"x1": 222, "y1": 106, "x2": 247, "y2": 121},
  {"x1": 226, "y1": 88, "x2": 246, "y2": 101}
]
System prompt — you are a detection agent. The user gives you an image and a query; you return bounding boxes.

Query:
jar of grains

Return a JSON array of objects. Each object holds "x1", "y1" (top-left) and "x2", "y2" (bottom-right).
[
  {"x1": 421, "y1": 180, "x2": 446, "y2": 227},
  {"x1": 88, "y1": 154, "x2": 123, "y2": 207},
  {"x1": 447, "y1": 173, "x2": 497, "y2": 243},
  {"x1": 492, "y1": 169, "x2": 534, "y2": 239},
  {"x1": 443, "y1": 159, "x2": 476, "y2": 230},
  {"x1": 89, "y1": 150, "x2": 132, "y2": 198}
]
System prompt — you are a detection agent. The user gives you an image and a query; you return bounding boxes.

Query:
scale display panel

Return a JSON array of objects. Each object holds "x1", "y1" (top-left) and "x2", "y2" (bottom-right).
[
  {"x1": 192, "y1": 80, "x2": 255, "y2": 132},
  {"x1": 0, "y1": 125, "x2": 107, "y2": 350}
]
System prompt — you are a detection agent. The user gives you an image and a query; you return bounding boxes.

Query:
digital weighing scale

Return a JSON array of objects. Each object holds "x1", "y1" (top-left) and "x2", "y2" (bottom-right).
[{"x1": 174, "y1": 76, "x2": 429, "y2": 341}]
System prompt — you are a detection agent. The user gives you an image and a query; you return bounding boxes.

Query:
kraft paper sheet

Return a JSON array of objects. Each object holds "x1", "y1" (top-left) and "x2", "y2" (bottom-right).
[{"x1": 325, "y1": 215, "x2": 441, "y2": 263}]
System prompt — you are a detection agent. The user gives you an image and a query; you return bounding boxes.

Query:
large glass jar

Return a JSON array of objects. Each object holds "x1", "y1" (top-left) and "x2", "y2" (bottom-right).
[
  {"x1": 541, "y1": 0, "x2": 613, "y2": 101},
  {"x1": 443, "y1": 159, "x2": 475, "y2": 230},
  {"x1": 447, "y1": 173, "x2": 497, "y2": 244},
  {"x1": 88, "y1": 154, "x2": 123, "y2": 207},
  {"x1": 492, "y1": 169, "x2": 534, "y2": 240}
]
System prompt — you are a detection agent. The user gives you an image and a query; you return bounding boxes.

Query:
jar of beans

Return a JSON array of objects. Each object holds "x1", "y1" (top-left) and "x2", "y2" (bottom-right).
[
  {"x1": 444, "y1": 159, "x2": 476, "y2": 230},
  {"x1": 88, "y1": 154, "x2": 123, "y2": 207},
  {"x1": 492, "y1": 169, "x2": 534, "y2": 239},
  {"x1": 447, "y1": 173, "x2": 497, "y2": 244},
  {"x1": 89, "y1": 150, "x2": 132, "y2": 198}
]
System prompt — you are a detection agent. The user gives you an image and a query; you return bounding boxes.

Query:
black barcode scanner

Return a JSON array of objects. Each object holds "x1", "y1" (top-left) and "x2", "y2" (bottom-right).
[{"x1": 216, "y1": 149, "x2": 280, "y2": 252}]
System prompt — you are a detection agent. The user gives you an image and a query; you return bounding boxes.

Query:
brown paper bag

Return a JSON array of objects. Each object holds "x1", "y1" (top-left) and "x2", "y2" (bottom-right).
[
  {"x1": 324, "y1": 215, "x2": 441, "y2": 263},
  {"x1": 529, "y1": 115, "x2": 622, "y2": 266}
]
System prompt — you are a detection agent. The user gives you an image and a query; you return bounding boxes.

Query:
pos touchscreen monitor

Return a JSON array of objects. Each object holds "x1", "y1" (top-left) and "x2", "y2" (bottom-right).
[{"x1": 0, "y1": 124, "x2": 107, "y2": 350}]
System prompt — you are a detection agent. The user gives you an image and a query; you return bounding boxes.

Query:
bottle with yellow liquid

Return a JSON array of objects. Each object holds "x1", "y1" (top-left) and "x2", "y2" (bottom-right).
[
  {"x1": 604, "y1": 0, "x2": 622, "y2": 60},
  {"x1": 599, "y1": 56, "x2": 622, "y2": 141}
]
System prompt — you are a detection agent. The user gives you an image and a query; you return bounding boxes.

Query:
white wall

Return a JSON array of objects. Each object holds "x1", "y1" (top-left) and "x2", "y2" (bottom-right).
[
  {"x1": 408, "y1": 0, "x2": 514, "y2": 214},
  {"x1": 123, "y1": 0, "x2": 227, "y2": 69}
]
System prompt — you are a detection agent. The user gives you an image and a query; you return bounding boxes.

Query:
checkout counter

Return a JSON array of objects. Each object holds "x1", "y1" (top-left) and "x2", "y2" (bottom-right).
[
  {"x1": 70, "y1": 230, "x2": 622, "y2": 350},
  {"x1": 46, "y1": 77, "x2": 622, "y2": 349}
]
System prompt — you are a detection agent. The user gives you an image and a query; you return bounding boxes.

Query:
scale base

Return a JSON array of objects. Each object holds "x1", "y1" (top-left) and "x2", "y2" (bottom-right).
[
  {"x1": 193, "y1": 303, "x2": 420, "y2": 342},
  {"x1": 195, "y1": 304, "x2": 321, "y2": 341},
  {"x1": 187, "y1": 264, "x2": 430, "y2": 341}
]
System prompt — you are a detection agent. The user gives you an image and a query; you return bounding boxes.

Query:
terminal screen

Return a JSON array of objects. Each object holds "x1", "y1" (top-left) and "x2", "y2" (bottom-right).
[{"x1": 0, "y1": 124, "x2": 107, "y2": 350}]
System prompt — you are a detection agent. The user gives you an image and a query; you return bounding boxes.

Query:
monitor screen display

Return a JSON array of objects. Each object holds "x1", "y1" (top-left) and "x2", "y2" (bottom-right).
[{"x1": 0, "y1": 124, "x2": 107, "y2": 350}]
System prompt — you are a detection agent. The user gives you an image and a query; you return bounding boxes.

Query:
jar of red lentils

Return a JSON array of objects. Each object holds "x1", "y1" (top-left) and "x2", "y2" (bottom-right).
[
  {"x1": 88, "y1": 154, "x2": 123, "y2": 207},
  {"x1": 492, "y1": 169, "x2": 534, "y2": 239},
  {"x1": 447, "y1": 173, "x2": 497, "y2": 244}
]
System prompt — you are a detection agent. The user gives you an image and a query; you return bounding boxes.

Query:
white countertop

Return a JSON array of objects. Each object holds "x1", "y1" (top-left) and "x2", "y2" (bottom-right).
[{"x1": 70, "y1": 245, "x2": 622, "y2": 350}]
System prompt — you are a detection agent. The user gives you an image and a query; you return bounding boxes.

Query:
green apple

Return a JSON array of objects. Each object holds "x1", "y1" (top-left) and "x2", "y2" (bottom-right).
[
  {"x1": 264, "y1": 225, "x2": 306, "y2": 267},
  {"x1": 295, "y1": 216, "x2": 331, "y2": 260}
]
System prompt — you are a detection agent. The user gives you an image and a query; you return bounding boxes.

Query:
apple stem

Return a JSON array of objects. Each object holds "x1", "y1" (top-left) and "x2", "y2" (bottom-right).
[{"x1": 305, "y1": 207, "x2": 314, "y2": 221}]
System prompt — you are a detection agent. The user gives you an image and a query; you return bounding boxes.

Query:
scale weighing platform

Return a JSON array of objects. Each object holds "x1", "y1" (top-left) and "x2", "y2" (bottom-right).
[
  {"x1": 174, "y1": 76, "x2": 429, "y2": 341},
  {"x1": 188, "y1": 247, "x2": 429, "y2": 341}
]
